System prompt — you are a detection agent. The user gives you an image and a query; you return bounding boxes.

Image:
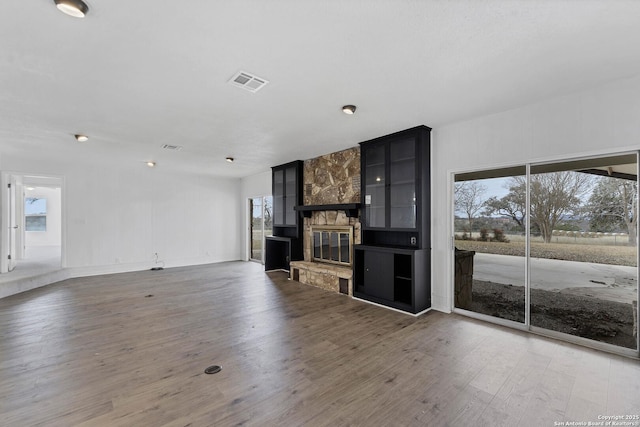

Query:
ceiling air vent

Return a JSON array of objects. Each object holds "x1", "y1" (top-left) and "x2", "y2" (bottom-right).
[
  {"x1": 228, "y1": 71, "x2": 269, "y2": 93},
  {"x1": 162, "y1": 144, "x2": 183, "y2": 151}
]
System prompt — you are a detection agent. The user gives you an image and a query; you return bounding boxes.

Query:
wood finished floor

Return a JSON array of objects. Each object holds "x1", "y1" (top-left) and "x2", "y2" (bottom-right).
[{"x1": 1, "y1": 261, "x2": 639, "y2": 427}]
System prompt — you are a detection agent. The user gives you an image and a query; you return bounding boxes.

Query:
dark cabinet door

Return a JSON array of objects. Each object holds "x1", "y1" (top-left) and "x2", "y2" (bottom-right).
[
  {"x1": 363, "y1": 143, "x2": 386, "y2": 228},
  {"x1": 389, "y1": 137, "x2": 416, "y2": 229},
  {"x1": 273, "y1": 169, "x2": 285, "y2": 226},
  {"x1": 360, "y1": 126, "x2": 429, "y2": 248},
  {"x1": 362, "y1": 134, "x2": 420, "y2": 231},
  {"x1": 363, "y1": 250, "x2": 394, "y2": 301},
  {"x1": 285, "y1": 165, "x2": 297, "y2": 225},
  {"x1": 272, "y1": 162, "x2": 301, "y2": 228}
]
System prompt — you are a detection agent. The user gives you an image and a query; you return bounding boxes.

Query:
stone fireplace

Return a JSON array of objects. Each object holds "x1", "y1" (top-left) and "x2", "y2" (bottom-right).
[
  {"x1": 289, "y1": 146, "x2": 361, "y2": 295},
  {"x1": 290, "y1": 210, "x2": 360, "y2": 295}
]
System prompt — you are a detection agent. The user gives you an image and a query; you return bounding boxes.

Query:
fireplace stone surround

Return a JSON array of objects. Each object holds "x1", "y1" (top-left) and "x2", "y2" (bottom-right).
[{"x1": 289, "y1": 146, "x2": 361, "y2": 295}]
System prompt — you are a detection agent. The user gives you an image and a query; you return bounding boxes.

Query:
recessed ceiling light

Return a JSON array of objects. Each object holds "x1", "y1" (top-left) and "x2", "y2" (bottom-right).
[
  {"x1": 54, "y1": 0, "x2": 89, "y2": 18},
  {"x1": 226, "y1": 157, "x2": 234, "y2": 163},
  {"x1": 75, "y1": 134, "x2": 88, "y2": 142},
  {"x1": 342, "y1": 105, "x2": 357, "y2": 115},
  {"x1": 147, "y1": 162, "x2": 156, "y2": 168}
]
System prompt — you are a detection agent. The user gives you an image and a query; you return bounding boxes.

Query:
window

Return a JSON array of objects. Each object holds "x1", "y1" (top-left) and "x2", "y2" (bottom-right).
[{"x1": 25, "y1": 198, "x2": 47, "y2": 231}]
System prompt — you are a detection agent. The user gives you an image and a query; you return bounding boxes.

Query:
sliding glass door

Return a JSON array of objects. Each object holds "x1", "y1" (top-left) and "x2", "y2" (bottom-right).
[
  {"x1": 454, "y1": 167, "x2": 526, "y2": 324},
  {"x1": 529, "y1": 155, "x2": 638, "y2": 349},
  {"x1": 454, "y1": 153, "x2": 638, "y2": 353},
  {"x1": 250, "y1": 196, "x2": 273, "y2": 263}
]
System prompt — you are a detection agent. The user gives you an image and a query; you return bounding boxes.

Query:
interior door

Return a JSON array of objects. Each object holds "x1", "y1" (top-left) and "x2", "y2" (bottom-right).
[{"x1": 8, "y1": 175, "x2": 17, "y2": 271}]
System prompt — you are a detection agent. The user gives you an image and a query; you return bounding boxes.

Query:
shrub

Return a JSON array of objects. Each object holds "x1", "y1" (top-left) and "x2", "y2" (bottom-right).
[
  {"x1": 479, "y1": 228, "x2": 489, "y2": 242},
  {"x1": 493, "y1": 228, "x2": 509, "y2": 243}
]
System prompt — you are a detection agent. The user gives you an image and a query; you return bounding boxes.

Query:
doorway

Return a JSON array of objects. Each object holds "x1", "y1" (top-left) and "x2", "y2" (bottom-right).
[
  {"x1": 249, "y1": 196, "x2": 273, "y2": 263},
  {"x1": 1, "y1": 173, "x2": 63, "y2": 276},
  {"x1": 453, "y1": 153, "x2": 639, "y2": 355}
]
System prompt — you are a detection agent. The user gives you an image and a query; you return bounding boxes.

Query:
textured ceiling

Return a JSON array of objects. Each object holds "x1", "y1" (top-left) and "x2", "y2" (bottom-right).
[{"x1": 2, "y1": 0, "x2": 640, "y2": 178}]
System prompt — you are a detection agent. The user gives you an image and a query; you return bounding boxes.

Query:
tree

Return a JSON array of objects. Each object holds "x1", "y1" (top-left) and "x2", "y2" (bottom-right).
[
  {"x1": 454, "y1": 181, "x2": 487, "y2": 231},
  {"x1": 587, "y1": 177, "x2": 637, "y2": 246},
  {"x1": 529, "y1": 172, "x2": 593, "y2": 243},
  {"x1": 484, "y1": 172, "x2": 593, "y2": 243},
  {"x1": 484, "y1": 181, "x2": 526, "y2": 229}
]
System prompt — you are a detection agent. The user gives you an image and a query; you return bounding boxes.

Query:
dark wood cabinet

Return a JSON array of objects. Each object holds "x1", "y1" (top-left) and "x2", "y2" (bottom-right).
[
  {"x1": 354, "y1": 245, "x2": 430, "y2": 313},
  {"x1": 354, "y1": 126, "x2": 431, "y2": 314},
  {"x1": 272, "y1": 161, "x2": 302, "y2": 230},
  {"x1": 265, "y1": 235, "x2": 301, "y2": 272},
  {"x1": 266, "y1": 160, "x2": 303, "y2": 271},
  {"x1": 360, "y1": 125, "x2": 430, "y2": 248}
]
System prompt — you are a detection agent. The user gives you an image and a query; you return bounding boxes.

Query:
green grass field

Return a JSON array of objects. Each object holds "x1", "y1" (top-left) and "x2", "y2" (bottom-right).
[{"x1": 455, "y1": 239, "x2": 637, "y2": 267}]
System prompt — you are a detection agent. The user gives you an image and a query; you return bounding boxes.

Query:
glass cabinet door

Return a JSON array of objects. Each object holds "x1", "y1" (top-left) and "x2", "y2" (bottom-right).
[
  {"x1": 273, "y1": 169, "x2": 284, "y2": 225},
  {"x1": 285, "y1": 166, "x2": 297, "y2": 225},
  {"x1": 364, "y1": 144, "x2": 386, "y2": 228},
  {"x1": 389, "y1": 137, "x2": 416, "y2": 229}
]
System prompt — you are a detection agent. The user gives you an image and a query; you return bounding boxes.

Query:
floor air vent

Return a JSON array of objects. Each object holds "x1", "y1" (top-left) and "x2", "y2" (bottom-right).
[
  {"x1": 205, "y1": 365, "x2": 222, "y2": 374},
  {"x1": 228, "y1": 71, "x2": 269, "y2": 93}
]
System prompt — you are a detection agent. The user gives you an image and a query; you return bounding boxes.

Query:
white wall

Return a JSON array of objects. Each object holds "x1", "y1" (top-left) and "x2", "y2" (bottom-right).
[
  {"x1": 431, "y1": 74, "x2": 640, "y2": 312},
  {"x1": 0, "y1": 154, "x2": 242, "y2": 276},
  {"x1": 240, "y1": 170, "x2": 272, "y2": 261},
  {"x1": 24, "y1": 186, "x2": 61, "y2": 247}
]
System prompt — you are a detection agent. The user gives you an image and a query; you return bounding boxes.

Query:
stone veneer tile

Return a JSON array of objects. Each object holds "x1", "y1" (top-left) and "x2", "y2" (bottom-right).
[
  {"x1": 303, "y1": 147, "x2": 360, "y2": 206},
  {"x1": 290, "y1": 261, "x2": 353, "y2": 295}
]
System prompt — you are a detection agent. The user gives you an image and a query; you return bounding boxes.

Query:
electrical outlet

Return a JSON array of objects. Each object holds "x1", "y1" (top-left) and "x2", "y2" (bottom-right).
[{"x1": 410, "y1": 236, "x2": 417, "y2": 246}]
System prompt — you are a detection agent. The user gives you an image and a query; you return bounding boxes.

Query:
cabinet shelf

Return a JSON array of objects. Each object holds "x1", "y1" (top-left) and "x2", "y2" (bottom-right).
[{"x1": 391, "y1": 157, "x2": 415, "y2": 163}]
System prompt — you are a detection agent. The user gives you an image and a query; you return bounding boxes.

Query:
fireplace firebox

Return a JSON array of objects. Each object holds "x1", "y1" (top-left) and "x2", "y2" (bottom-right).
[{"x1": 311, "y1": 225, "x2": 353, "y2": 267}]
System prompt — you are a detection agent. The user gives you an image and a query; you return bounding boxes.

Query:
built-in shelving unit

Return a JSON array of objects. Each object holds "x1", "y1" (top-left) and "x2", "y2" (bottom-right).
[
  {"x1": 353, "y1": 126, "x2": 431, "y2": 314},
  {"x1": 265, "y1": 160, "x2": 303, "y2": 271}
]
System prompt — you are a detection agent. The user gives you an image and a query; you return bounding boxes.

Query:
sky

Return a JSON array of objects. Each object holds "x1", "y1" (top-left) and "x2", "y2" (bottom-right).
[{"x1": 25, "y1": 198, "x2": 46, "y2": 215}]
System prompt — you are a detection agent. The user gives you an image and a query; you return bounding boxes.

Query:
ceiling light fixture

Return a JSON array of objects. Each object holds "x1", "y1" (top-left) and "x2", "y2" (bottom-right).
[
  {"x1": 226, "y1": 157, "x2": 234, "y2": 163},
  {"x1": 75, "y1": 134, "x2": 88, "y2": 142},
  {"x1": 147, "y1": 162, "x2": 156, "y2": 168},
  {"x1": 54, "y1": 0, "x2": 89, "y2": 18},
  {"x1": 342, "y1": 105, "x2": 357, "y2": 115}
]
